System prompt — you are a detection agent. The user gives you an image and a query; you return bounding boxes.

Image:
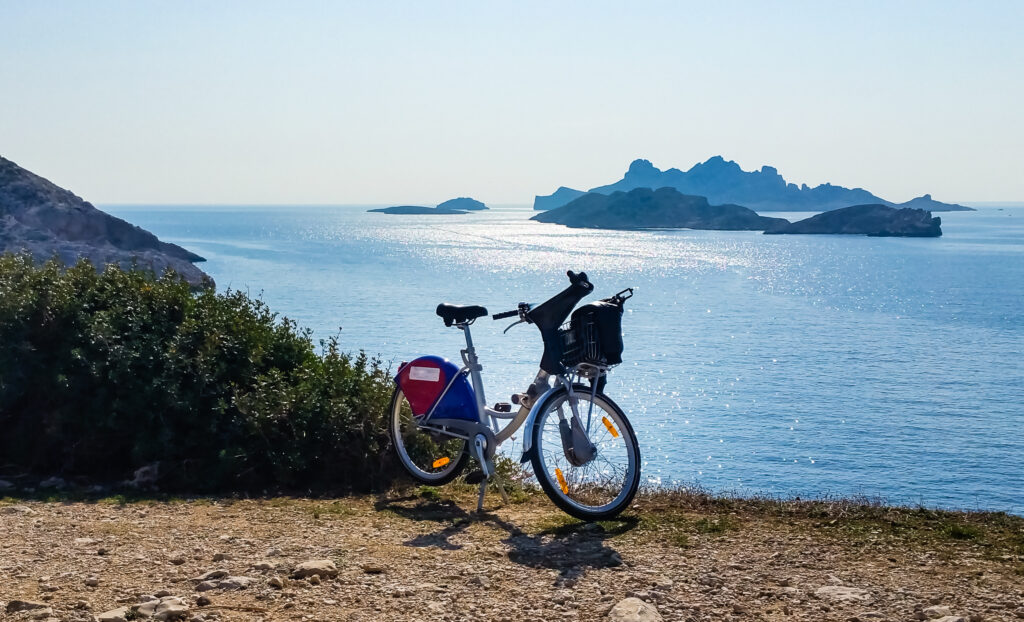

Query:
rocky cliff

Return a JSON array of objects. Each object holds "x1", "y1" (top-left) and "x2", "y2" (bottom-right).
[{"x1": 0, "y1": 156, "x2": 210, "y2": 286}]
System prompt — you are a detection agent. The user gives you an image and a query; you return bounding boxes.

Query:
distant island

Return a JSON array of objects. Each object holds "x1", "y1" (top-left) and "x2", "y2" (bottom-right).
[
  {"x1": 0, "y1": 155, "x2": 211, "y2": 286},
  {"x1": 534, "y1": 157, "x2": 975, "y2": 213},
  {"x1": 368, "y1": 205, "x2": 469, "y2": 215},
  {"x1": 530, "y1": 187, "x2": 789, "y2": 231},
  {"x1": 369, "y1": 197, "x2": 488, "y2": 215},
  {"x1": 533, "y1": 186, "x2": 586, "y2": 211},
  {"x1": 436, "y1": 197, "x2": 486, "y2": 211},
  {"x1": 764, "y1": 204, "x2": 942, "y2": 237}
]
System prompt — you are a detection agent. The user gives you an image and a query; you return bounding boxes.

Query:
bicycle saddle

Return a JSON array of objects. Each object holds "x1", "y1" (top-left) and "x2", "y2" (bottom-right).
[{"x1": 436, "y1": 303, "x2": 488, "y2": 326}]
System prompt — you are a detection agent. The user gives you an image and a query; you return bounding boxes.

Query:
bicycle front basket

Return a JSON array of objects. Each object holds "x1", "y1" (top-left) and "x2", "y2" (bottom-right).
[{"x1": 559, "y1": 299, "x2": 624, "y2": 368}]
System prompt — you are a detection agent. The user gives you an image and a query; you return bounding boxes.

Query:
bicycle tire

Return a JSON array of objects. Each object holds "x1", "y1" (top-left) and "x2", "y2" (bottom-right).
[
  {"x1": 389, "y1": 387, "x2": 470, "y2": 485},
  {"x1": 528, "y1": 384, "x2": 641, "y2": 520}
]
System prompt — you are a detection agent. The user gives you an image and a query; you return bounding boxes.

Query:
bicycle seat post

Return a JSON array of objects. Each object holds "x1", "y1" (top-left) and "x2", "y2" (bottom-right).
[{"x1": 457, "y1": 321, "x2": 492, "y2": 431}]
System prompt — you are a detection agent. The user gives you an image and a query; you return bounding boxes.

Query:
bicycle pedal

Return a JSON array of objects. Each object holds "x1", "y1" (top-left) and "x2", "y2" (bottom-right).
[{"x1": 464, "y1": 470, "x2": 486, "y2": 485}]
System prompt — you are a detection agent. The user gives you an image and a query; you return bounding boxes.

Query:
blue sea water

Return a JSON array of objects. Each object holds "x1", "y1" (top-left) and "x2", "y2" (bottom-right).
[{"x1": 104, "y1": 204, "x2": 1024, "y2": 513}]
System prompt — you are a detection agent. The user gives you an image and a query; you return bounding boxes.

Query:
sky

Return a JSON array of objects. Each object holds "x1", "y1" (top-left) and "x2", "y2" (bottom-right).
[{"x1": 1, "y1": 1, "x2": 1022, "y2": 205}]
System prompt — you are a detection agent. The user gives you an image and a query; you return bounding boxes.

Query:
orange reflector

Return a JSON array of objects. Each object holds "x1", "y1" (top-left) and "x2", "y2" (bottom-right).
[
  {"x1": 432, "y1": 457, "x2": 450, "y2": 468},
  {"x1": 555, "y1": 468, "x2": 569, "y2": 494},
  {"x1": 602, "y1": 416, "x2": 620, "y2": 438}
]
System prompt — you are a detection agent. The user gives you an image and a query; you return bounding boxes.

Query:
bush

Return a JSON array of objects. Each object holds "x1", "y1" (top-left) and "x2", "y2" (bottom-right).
[{"x1": 0, "y1": 254, "x2": 398, "y2": 492}]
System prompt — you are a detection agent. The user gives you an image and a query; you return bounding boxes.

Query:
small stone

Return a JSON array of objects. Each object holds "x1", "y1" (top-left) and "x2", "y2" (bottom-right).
[
  {"x1": 816, "y1": 586, "x2": 869, "y2": 603},
  {"x1": 468, "y1": 575, "x2": 490, "y2": 588},
  {"x1": 932, "y1": 618, "x2": 966, "y2": 622},
  {"x1": 217, "y1": 576, "x2": 253, "y2": 590},
  {"x1": 96, "y1": 608, "x2": 130, "y2": 622},
  {"x1": 39, "y1": 584, "x2": 59, "y2": 592},
  {"x1": 75, "y1": 537, "x2": 100, "y2": 545},
  {"x1": 925, "y1": 606, "x2": 954, "y2": 619},
  {"x1": 85, "y1": 576, "x2": 100, "y2": 587},
  {"x1": 861, "y1": 613, "x2": 885, "y2": 619},
  {"x1": 195, "y1": 581, "x2": 218, "y2": 592},
  {"x1": 265, "y1": 548, "x2": 282, "y2": 557},
  {"x1": 29, "y1": 608, "x2": 54, "y2": 619},
  {"x1": 212, "y1": 553, "x2": 230, "y2": 562},
  {"x1": 251, "y1": 561, "x2": 275, "y2": 571},
  {"x1": 194, "y1": 570, "x2": 228, "y2": 581},
  {"x1": 608, "y1": 597, "x2": 663, "y2": 622},
  {"x1": 268, "y1": 576, "x2": 285, "y2": 589},
  {"x1": 293, "y1": 560, "x2": 339, "y2": 578},
  {"x1": 0, "y1": 505, "x2": 34, "y2": 515},
  {"x1": 196, "y1": 595, "x2": 211, "y2": 606},
  {"x1": 169, "y1": 554, "x2": 187, "y2": 565},
  {"x1": 154, "y1": 604, "x2": 189, "y2": 621},
  {"x1": 154, "y1": 590, "x2": 172, "y2": 598},
  {"x1": 307, "y1": 574, "x2": 321, "y2": 585},
  {"x1": 733, "y1": 604, "x2": 746, "y2": 614}
]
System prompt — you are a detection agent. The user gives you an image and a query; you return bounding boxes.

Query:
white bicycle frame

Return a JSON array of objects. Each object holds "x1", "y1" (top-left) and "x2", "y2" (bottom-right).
[{"x1": 415, "y1": 318, "x2": 607, "y2": 503}]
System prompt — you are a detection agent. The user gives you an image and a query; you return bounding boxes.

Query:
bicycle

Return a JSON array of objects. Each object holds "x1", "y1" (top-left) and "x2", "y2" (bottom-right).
[{"x1": 388, "y1": 270, "x2": 641, "y2": 520}]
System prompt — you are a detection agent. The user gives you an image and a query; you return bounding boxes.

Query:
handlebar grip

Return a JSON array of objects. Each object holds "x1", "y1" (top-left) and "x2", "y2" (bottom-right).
[
  {"x1": 567, "y1": 270, "x2": 593, "y2": 291},
  {"x1": 492, "y1": 310, "x2": 518, "y2": 320}
]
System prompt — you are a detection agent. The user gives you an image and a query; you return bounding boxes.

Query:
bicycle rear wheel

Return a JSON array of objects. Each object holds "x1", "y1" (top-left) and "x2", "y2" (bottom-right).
[
  {"x1": 389, "y1": 387, "x2": 469, "y2": 484},
  {"x1": 529, "y1": 385, "x2": 641, "y2": 520}
]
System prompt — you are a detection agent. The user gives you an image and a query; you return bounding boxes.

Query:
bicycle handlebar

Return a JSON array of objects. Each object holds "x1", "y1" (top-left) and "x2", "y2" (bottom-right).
[{"x1": 492, "y1": 309, "x2": 518, "y2": 320}]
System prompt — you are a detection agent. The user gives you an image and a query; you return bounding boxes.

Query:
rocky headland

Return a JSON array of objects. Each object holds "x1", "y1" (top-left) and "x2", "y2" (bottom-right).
[
  {"x1": 764, "y1": 204, "x2": 942, "y2": 237},
  {"x1": 0, "y1": 156, "x2": 210, "y2": 286},
  {"x1": 531, "y1": 187, "x2": 789, "y2": 231},
  {"x1": 533, "y1": 157, "x2": 974, "y2": 213},
  {"x1": 534, "y1": 186, "x2": 586, "y2": 211}
]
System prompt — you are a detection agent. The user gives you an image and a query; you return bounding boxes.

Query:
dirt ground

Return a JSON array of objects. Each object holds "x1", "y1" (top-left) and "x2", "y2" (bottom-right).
[{"x1": 2, "y1": 488, "x2": 1023, "y2": 622}]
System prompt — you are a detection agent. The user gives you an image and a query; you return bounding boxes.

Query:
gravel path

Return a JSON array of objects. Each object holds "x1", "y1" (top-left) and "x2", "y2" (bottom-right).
[{"x1": 2, "y1": 490, "x2": 1022, "y2": 621}]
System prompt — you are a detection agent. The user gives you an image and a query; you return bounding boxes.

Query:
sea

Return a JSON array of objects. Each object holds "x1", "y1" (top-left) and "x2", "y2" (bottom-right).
[{"x1": 103, "y1": 204, "x2": 1024, "y2": 514}]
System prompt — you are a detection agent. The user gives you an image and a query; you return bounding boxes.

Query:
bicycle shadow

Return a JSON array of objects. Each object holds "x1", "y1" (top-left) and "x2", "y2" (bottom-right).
[{"x1": 374, "y1": 493, "x2": 638, "y2": 585}]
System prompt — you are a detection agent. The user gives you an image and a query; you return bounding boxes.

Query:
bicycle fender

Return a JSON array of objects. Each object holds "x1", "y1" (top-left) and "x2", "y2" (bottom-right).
[{"x1": 519, "y1": 384, "x2": 566, "y2": 460}]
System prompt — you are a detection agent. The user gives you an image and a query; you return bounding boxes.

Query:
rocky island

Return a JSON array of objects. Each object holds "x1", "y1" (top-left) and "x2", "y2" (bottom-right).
[
  {"x1": 0, "y1": 156, "x2": 210, "y2": 286},
  {"x1": 764, "y1": 204, "x2": 942, "y2": 237},
  {"x1": 369, "y1": 197, "x2": 488, "y2": 215},
  {"x1": 534, "y1": 157, "x2": 975, "y2": 213},
  {"x1": 533, "y1": 186, "x2": 586, "y2": 211},
  {"x1": 531, "y1": 187, "x2": 789, "y2": 231},
  {"x1": 436, "y1": 197, "x2": 487, "y2": 211}
]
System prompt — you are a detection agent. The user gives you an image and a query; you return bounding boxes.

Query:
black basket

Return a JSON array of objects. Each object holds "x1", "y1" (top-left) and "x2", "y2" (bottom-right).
[{"x1": 558, "y1": 320, "x2": 605, "y2": 368}]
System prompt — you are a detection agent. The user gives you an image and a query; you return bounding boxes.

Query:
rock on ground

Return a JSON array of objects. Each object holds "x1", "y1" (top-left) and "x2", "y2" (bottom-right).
[{"x1": 608, "y1": 597, "x2": 663, "y2": 621}]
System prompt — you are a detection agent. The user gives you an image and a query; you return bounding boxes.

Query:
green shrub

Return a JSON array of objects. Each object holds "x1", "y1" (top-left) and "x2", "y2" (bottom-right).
[{"x1": 0, "y1": 254, "x2": 398, "y2": 492}]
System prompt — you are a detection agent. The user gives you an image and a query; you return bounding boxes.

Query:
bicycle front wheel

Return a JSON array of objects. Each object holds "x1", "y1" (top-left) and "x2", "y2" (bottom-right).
[
  {"x1": 389, "y1": 387, "x2": 469, "y2": 485},
  {"x1": 529, "y1": 385, "x2": 641, "y2": 520}
]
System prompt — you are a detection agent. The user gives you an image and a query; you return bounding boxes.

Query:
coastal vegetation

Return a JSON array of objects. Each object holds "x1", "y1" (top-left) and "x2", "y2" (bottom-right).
[{"x1": 0, "y1": 254, "x2": 397, "y2": 493}]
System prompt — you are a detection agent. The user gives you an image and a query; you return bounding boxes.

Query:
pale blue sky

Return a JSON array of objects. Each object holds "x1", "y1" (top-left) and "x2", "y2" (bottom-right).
[{"x1": 1, "y1": 1, "x2": 1021, "y2": 204}]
